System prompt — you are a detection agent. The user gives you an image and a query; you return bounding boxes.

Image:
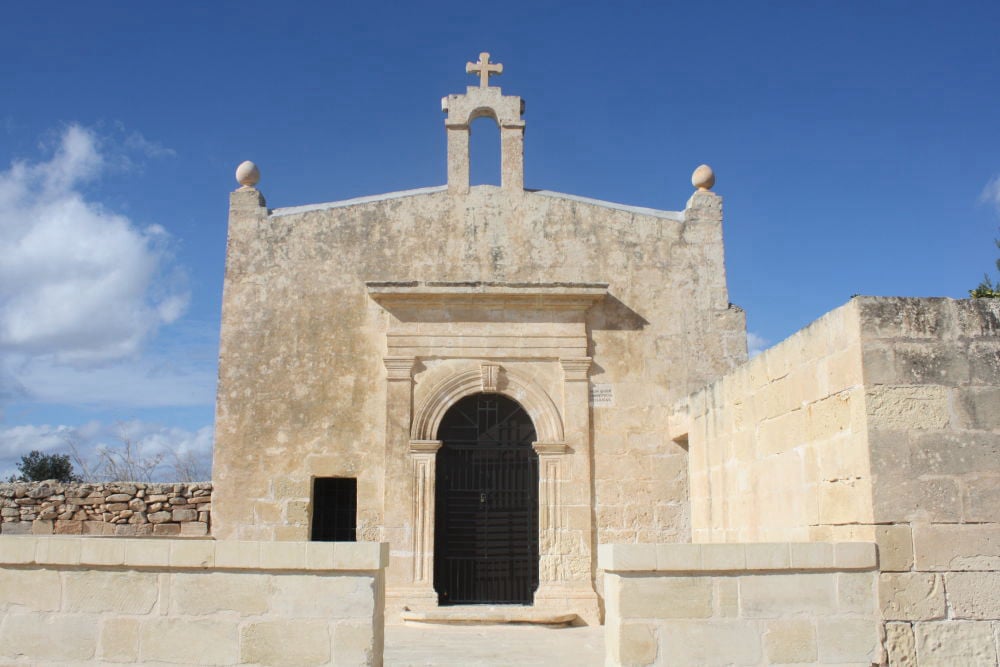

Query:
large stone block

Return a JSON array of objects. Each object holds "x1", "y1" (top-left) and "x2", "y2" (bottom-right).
[
  {"x1": 611, "y1": 622, "x2": 657, "y2": 666},
  {"x1": 763, "y1": 618, "x2": 816, "y2": 664},
  {"x1": 739, "y1": 573, "x2": 836, "y2": 618},
  {"x1": 333, "y1": 622, "x2": 378, "y2": 666},
  {"x1": 838, "y1": 571, "x2": 876, "y2": 613},
  {"x1": 240, "y1": 620, "x2": 331, "y2": 667},
  {"x1": 952, "y1": 298, "x2": 1000, "y2": 338},
  {"x1": 914, "y1": 620, "x2": 998, "y2": 666},
  {"x1": 0, "y1": 567, "x2": 61, "y2": 611},
  {"x1": 816, "y1": 616, "x2": 878, "y2": 664},
  {"x1": 866, "y1": 385, "x2": 950, "y2": 430},
  {"x1": 169, "y1": 571, "x2": 271, "y2": 616},
  {"x1": 876, "y1": 524, "x2": 914, "y2": 571},
  {"x1": 969, "y1": 340, "x2": 1000, "y2": 384},
  {"x1": 139, "y1": 617, "x2": 238, "y2": 665},
  {"x1": 0, "y1": 612, "x2": 97, "y2": 661},
  {"x1": 944, "y1": 572, "x2": 1000, "y2": 620},
  {"x1": 879, "y1": 572, "x2": 946, "y2": 621},
  {"x1": 963, "y1": 476, "x2": 1000, "y2": 523},
  {"x1": 616, "y1": 576, "x2": 713, "y2": 619},
  {"x1": 269, "y1": 573, "x2": 375, "y2": 618},
  {"x1": 857, "y1": 297, "x2": 951, "y2": 340},
  {"x1": 63, "y1": 570, "x2": 159, "y2": 614},
  {"x1": 954, "y1": 387, "x2": 1000, "y2": 430},
  {"x1": 99, "y1": 616, "x2": 139, "y2": 662},
  {"x1": 887, "y1": 342, "x2": 972, "y2": 385},
  {"x1": 913, "y1": 523, "x2": 1000, "y2": 571},
  {"x1": 657, "y1": 619, "x2": 763, "y2": 666}
]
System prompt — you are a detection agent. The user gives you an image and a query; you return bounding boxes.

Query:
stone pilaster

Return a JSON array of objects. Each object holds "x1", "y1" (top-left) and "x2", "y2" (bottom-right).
[
  {"x1": 557, "y1": 357, "x2": 593, "y2": 580},
  {"x1": 408, "y1": 439, "x2": 442, "y2": 588},
  {"x1": 531, "y1": 357, "x2": 600, "y2": 624},
  {"x1": 382, "y1": 356, "x2": 416, "y2": 588},
  {"x1": 533, "y1": 440, "x2": 569, "y2": 584}
]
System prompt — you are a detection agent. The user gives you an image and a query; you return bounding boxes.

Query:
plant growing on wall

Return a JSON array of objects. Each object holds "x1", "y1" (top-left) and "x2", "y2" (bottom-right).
[{"x1": 970, "y1": 230, "x2": 1000, "y2": 298}]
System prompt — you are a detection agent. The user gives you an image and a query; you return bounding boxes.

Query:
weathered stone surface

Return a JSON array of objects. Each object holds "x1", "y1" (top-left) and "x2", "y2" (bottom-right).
[
  {"x1": 866, "y1": 385, "x2": 950, "y2": 430},
  {"x1": 169, "y1": 571, "x2": 271, "y2": 616},
  {"x1": 172, "y1": 507, "x2": 198, "y2": 522},
  {"x1": 876, "y1": 524, "x2": 914, "y2": 571},
  {"x1": 763, "y1": 618, "x2": 816, "y2": 663},
  {"x1": 139, "y1": 617, "x2": 237, "y2": 665},
  {"x1": 616, "y1": 576, "x2": 712, "y2": 618},
  {"x1": 240, "y1": 620, "x2": 331, "y2": 667},
  {"x1": 884, "y1": 621, "x2": 916, "y2": 667},
  {"x1": 63, "y1": 570, "x2": 158, "y2": 613},
  {"x1": 658, "y1": 620, "x2": 763, "y2": 665},
  {"x1": 0, "y1": 568, "x2": 61, "y2": 610},
  {"x1": 99, "y1": 616, "x2": 139, "y2": 662},
  {"x1": 816, "y1": 616, "x2": 878, "y2": 663},
  {"x1": 0, "y1": 612, "x2": 97, "y2": 661},
  {"x1": 879, "y1": 573, "x2": 946, "y2": 621},
  {"x1": 269, "y1": 574, "x2": 375, "y2": 618},
  {"x1": 333, "y1": 622, "x2": 378, "y2": 667},
  {"x1": 912, "y1": 523, "x2": 1000, "y2": 571},
  {"x1": 740, "y1": 573, "x2": 835, "y2": 618},
  {"x1": 943, "y1": 572, "x2": 1000, "y2": 619},
  {"x1": 913, "y1": 620, "x2": 997, "y2": 666}
]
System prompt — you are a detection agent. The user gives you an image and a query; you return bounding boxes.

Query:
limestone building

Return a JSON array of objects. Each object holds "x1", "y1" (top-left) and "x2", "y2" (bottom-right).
[{"x1": 212, "y1": 53, "x2": 746, "y2": 623}]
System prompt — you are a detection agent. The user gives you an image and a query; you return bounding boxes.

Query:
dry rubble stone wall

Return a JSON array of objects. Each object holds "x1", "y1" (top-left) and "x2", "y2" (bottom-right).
[{"x1": 0, "y1": 481, "x2": 211, "y2": 537}]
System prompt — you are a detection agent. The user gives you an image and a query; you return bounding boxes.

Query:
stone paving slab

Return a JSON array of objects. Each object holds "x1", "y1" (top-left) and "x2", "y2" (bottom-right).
[{"x1": 384, "y1": 623, "x2": 604, "y2": 666}]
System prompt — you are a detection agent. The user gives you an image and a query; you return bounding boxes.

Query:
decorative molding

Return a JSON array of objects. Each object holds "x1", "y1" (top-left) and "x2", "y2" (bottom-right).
[
  {"x1": 559, "y1": 357, "x2": 592, "y2": 382},
  {"x1": 411, "y1": 366, "x2": 564, "y2": 443},
  {"x1": 367, "y1": 282, "x2": 607, "y2": 310},
  {"x1": 409, "y1": 440, "x2": 443, "y2": 455},
  {"x1": 384, "y1": 356, "x2": 416, "y2": 381},
  {"x1": 532, "y1": 441, "x2": 569, "y2": 456},
  {"x1": 480, "y1": 362, "x2": 501, "y2": 393}
]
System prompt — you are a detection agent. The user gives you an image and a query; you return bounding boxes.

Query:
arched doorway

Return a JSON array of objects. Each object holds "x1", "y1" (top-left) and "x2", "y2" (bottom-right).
[{"x1": 434, "y1": 393, "x2": 539, "y2": 605}]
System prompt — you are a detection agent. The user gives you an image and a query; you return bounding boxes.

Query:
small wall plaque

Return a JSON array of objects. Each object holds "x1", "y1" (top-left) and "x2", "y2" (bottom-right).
[{"x1": 590, "y1": 384, "x2": 614, "y2": 407}]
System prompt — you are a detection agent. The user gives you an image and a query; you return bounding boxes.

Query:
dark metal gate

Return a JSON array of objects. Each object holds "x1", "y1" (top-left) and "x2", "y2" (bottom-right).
[{"x1": 434, "y1": 393, "x2": 539, "y2": 605}]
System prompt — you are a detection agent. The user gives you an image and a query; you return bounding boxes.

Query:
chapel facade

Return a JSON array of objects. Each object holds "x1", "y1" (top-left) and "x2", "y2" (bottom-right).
[{"x1": 211, "y1": 54, "x2": 747, "y2": 623}]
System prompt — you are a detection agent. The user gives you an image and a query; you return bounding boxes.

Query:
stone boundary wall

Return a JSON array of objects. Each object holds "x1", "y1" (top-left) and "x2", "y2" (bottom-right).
[
  {"x1": 673, "y1": 299, "x2": 871, "y2": 543},
  {"x1": 0, "y1": 481, "x2": 212, "y2": 537},
  {"x1": 860, "y1": 298, "x2": 1000, "y2": 665},
  {"x1": 0, "y1": 536, "x2": 388, "y2": 666},
  {"x1": 881, "y1": 524, "x2": 1000, "y2": 665},
  {"x1": 599, "y1": 542, "x2": 879, "y2": 666}
]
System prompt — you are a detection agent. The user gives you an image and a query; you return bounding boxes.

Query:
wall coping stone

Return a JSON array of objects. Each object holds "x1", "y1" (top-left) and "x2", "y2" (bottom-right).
[
  {"x1": 0, "y1": 536, "x2": 389, "y2": 572},
  {"x1": 599, "y1": 542, "x2": 877, "y2": 573}
]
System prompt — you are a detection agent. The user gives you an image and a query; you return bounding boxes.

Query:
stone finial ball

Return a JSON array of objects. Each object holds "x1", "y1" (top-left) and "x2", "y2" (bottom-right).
[
  {"x1": 235, "y1": 161, "x2": 260, "y2": 188},
  {"x1": 691, "y1": 164, "x2": 715, "y2": 191}
]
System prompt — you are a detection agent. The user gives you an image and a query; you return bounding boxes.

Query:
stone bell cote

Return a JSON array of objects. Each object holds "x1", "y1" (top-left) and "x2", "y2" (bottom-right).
[{"x1": 441, "y1": 52, "x2": 526, "y2": 194}]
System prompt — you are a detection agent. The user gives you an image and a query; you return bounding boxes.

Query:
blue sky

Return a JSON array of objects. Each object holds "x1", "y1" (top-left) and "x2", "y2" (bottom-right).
[{"x1": 1, "y1": 2, "x2": 998, "y2": 480}]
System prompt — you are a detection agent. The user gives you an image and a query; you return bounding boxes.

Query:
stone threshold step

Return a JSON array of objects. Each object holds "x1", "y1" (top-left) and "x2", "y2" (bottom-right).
[{"x1": 401, "y1": 607, "x2": 579, "y2": 626}]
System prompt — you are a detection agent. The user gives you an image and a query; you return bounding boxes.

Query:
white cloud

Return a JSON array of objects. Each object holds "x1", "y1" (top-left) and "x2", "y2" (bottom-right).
[
  {"x1": 747, "y1": 332, "x2": 769, "y2": 358},
  {"x1": 0, "y1": 420, "x2": 213, "y2": 482},
  {"x1": 0, "y1": 124, "x2": 187, "y2": 365},
  {"x1": 122, "y1": 129, "x2": 177, "y2": 160},
  {"x1": 982, "y1": 175, "x2": 1000, "y2": 214}
]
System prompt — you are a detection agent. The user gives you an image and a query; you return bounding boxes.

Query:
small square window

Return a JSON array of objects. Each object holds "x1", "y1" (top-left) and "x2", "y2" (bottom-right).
[{"x1": 311, "y1": 477, "x2": 357, "y2": 542}]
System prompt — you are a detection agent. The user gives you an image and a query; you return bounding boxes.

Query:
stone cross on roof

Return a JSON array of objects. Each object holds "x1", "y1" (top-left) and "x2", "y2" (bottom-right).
[{"x1": 466, "y1": 52, "x2": 503, "y2": 88}]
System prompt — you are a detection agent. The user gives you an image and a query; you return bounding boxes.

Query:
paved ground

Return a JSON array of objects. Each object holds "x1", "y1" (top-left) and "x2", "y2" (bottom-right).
[{"x1": 384, "y1": 623, "x2": 604, "y2": 666}]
